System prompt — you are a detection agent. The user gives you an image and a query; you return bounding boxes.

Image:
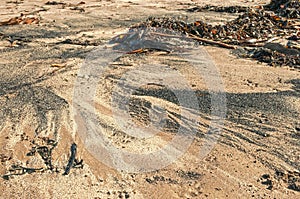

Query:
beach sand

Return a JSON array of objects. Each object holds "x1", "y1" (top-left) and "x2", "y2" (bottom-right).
[{"x1": 0, "y1": 0, "x2": 299, "y2": 198}]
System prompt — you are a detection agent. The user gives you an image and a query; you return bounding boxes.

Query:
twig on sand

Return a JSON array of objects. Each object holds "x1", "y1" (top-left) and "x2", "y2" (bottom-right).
[
  {"x1": 188, "y1": 34, "x2": 237, "y2": 49},
  {"x1": 149, "y1": 31, "x2": 237, "y2": 49}
]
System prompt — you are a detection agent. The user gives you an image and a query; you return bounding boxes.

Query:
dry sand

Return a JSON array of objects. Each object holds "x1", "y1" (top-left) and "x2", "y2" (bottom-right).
[{"x1": 0, "y1": 0, "x2": 299, "y2": 198}]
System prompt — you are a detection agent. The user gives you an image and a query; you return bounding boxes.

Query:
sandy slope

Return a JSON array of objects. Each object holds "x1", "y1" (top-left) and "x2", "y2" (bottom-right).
[{"x1": 0, "y1": 0, "x2": 299, "y2": 198}]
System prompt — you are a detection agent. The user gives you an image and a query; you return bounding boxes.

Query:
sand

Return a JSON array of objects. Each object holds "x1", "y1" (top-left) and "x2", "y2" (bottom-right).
[{"x1": 0, "y1": 0, "x2": 299, "y2": 198}]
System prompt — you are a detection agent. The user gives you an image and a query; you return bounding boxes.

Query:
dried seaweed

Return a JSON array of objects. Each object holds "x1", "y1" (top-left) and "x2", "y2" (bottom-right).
[
  {"x1": 2, "y1": 141, "x2": 83, "y2": 179},
  {"x1": 135, "y1": 9, "x2": 294, "y2": 45},
  {"x1": 63, "y1": 143, "x2": 83, "y2": 175},
  {"x1": 233, "y1": 45, "x2": 300, "y2": 68},
  {"x1": 265, "y1": 0, "x2": 300, "y2": 18},
  {"x1": 186, "y1": 5, "x2": 249, "y2": 13},
  {"x1": 2, "y1": 165, "x2": 44, "y2": 180},
  {"x1": 132, "y1": 4, "x2": 300, "y2": 68},
  {"x1": 26, "y1": 138, "x2": 58, "y2": 170},
  {"x1": 57, "y1": 38, "x2": 101, "y2": 46},
  {"x1": 249, "y1": 48, "x2": 300, "y2": 68}
]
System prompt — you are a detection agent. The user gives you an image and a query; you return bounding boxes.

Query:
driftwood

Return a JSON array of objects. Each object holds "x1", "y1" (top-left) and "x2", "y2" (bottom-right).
[
  {"x1": 149, "y1": 31, "x2": 237, "y2": 49},
  {"x1": 188, "y1": 34, "x2": 237, "y2": 49}
]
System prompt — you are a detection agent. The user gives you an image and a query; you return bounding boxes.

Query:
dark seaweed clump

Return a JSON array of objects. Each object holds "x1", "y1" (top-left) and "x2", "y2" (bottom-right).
[
  {"x1": 131, "y1": 3, "x2": 299, "y2": 68},
  {"x1": 265, "y1": 0, "x2": 300, "y2": 18}
]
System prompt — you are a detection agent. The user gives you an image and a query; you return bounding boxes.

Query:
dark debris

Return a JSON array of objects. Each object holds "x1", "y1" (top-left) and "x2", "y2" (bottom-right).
[
  {"x1": 26, "y1": 138, "x2": 58, "y2": 170},
  {"x1": 265, "y1": 0, "x2": 300, "y2": 18},
  {"x1": 2, "y1": 141, "x2": 83, "y2": 180},
  {"x1": 2, "y1": 165, "x2": 44, "y2": 180},
  {"x1": 275, "y1": 170, "x2": 300, "y2": 192},
  {"x1": 234, "y1": 46, "x2": 300, "y2": 68},
  {"x1": 259, "y1": 170, "x2": 300, "y2": 192},
  {"x1": 145, "y1": 175, "x2": 178, "y2": 184},
  {"x1": 63, "y1": 143, "x2": 83, "y2": 175},
  {"x1": 186, "y1": 5, "x2": 249, "y2": 13},
  {"x1": 132, "y1": 3, "x2": 300, "y2": 68},
  {"x1": 176, "y1": 170, "x2": 202, "y2": 180},
  {"x1": 57, "y1": 38, "x2": 102, "y2": 46},
  {"x1": 134, "y1": 10, "x2": 295, "y2": 44}
]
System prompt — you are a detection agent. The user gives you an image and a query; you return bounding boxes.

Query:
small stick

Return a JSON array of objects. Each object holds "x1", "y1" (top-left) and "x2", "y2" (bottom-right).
[
  {"x1": 188, "y1": 34, "x2": 237, "y2": 49},
  {"x1": 150, "y1": 31, "x2": 237, "y2": 49}
]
